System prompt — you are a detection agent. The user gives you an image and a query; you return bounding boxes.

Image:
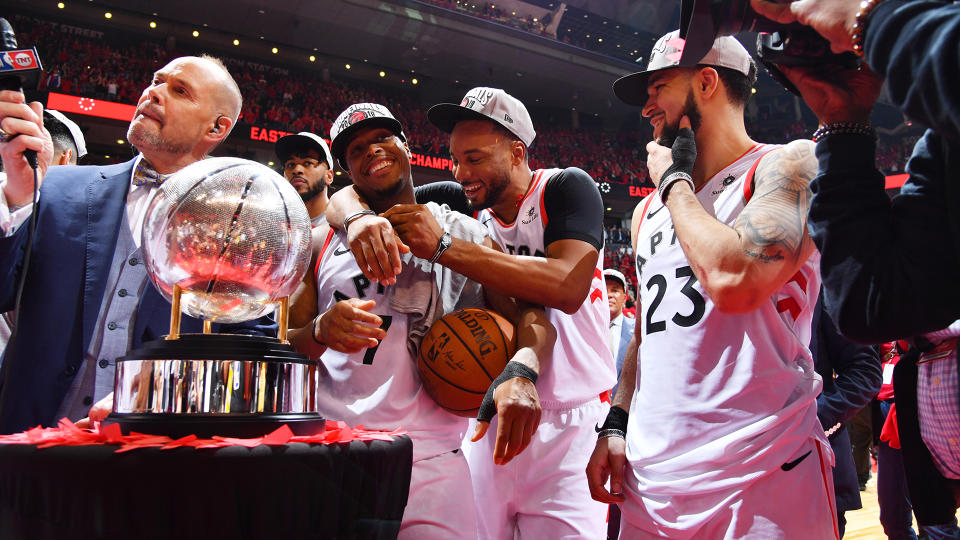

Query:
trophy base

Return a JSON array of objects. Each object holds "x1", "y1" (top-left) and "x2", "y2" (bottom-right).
[{"x1": 107, "y1": 412, "x2": 327, "y2": 439}]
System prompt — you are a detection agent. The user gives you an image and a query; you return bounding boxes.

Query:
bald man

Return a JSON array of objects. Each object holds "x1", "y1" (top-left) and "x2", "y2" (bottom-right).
[{"x1": 0, "y1": 55, "x2": 272, "y2": 434}]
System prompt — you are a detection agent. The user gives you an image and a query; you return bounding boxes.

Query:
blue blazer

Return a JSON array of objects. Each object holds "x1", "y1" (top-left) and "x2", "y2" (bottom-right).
[
  {"x1": 0, "y1": 159, "x2": 275, "y2": 434},
  {"x1": 810, "y1": 296, "x2": 882, "y2": 513},
  {"x1": 612, "y1": 314, "x2": 635, "y2": 395}
]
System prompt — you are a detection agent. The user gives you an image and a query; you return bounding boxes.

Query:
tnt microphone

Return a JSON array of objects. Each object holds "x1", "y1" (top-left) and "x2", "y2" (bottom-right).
[{"x1": 0, "y1": 18, "x2": 43, "y2": 169}]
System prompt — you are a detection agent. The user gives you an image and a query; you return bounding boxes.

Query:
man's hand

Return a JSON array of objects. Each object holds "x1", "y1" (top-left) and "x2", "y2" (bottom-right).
[
  {"x1": 471, "y1": 374, "x2": 541, "y2": 465},
  {"x1": 646, "y1": 116, "x2": 695, "y2": 187},
  {"x1": 0, "y1": 90, "x2": 53, "y2": 206},
  {"x1": 777, "y1": 64, "x2": 885, "y2": 125},
  {"x1": 381, "y1": 204, "x2": 445, "y2": 261},
  {"x1": 750, "y1": 0, "x2": 861, "y2": 54},
  {"x1": 74, "y1": 393, "x2": 114, "y2": 429},
  {"x1": 586, "y1": 435, "x2": 628, "y2": 503},
  {"x1": 315, "y1": 298, "x2": 387, "y2": 353},
  {"x1": 345, "y1": 214, "x2": 409, "y2": 286}
]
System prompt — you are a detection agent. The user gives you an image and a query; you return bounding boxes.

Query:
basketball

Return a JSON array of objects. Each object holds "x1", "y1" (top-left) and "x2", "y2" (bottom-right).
[{"x1": 418, "y1": 308, "x2": 517, "y2": 417}]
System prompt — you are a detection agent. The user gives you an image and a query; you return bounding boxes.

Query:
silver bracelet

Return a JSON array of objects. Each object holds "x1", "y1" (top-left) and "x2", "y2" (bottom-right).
[
  {"x1": 343, "y1": 209, "x2": 377, "y2": 231},
  {"x1": 598, "y1": 428, "x2": 626, "y2": 439},
  {"x1": 658, "y1": 171, "x2": 695, "y2": 203}
]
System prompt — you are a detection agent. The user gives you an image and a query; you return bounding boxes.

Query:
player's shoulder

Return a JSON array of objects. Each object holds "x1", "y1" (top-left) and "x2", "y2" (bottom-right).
[
  {"x1": 752, "y1": 139, "x2": 817, "y2": 188},
  {"x1": 543, "y1": 166, "x2": 595, "y2": 187}
]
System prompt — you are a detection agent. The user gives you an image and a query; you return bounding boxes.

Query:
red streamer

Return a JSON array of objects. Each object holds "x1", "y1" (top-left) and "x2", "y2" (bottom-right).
[{"x1": 0, "y1": 418, "x2": 407, "y2": 453}]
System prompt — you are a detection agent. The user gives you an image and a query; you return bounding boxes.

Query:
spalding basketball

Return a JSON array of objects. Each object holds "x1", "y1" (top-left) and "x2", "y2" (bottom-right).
[{"x1": 418, "y1": 308, "x2": 517, "y2": 417}]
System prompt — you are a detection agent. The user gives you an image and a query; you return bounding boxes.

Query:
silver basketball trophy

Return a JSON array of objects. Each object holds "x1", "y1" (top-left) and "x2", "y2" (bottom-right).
[{"x1": 109, "y1": 157, "x2": 324, "y2": 437}]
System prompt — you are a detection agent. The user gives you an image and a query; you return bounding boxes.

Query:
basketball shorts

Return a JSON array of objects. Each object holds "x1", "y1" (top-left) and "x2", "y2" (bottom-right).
[
  {"x1": 620, "y1": 437, "x2": 839, "y2": 539},
  {"x1": 399, "y1": 449, "x2": 478, "y2": 540},
  {"x1": 463, "y1": 396, "x2": 610, "y2": 539}
]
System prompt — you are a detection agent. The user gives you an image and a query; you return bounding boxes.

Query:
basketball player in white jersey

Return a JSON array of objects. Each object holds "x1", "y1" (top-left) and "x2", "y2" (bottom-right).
[
  {"x1": 585, "y1": 31, "x2": 838, "y2": 539},
  {"x1": 325, "y1": 89, "x2": 615, "y2": 539},
  {"x1": 287, "y1": 103, "x2": 555, "y2": 540}
]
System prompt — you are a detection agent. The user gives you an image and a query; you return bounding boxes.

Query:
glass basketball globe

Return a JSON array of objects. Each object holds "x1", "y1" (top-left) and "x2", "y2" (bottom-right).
[{"x1": 141, "y1": 157, "x2": 312, "y2": 324}]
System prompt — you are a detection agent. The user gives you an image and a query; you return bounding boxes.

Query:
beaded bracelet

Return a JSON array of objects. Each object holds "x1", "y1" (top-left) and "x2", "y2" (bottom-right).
[
  {"x1": 811, "y1": 121, "x2": 877, "y2": 143},
  {"x1": 658, "y1": 171, "x2": 695, "y2": 203},
  {"x1": 597, "y1": 428, "x2": 626, "y2": 439},
  {"x1": 825, "y1": 422, "x2": 843, "y2": 438},
  {"x1": 851, "y1": 0, "x2": 885, "y2": 57}
]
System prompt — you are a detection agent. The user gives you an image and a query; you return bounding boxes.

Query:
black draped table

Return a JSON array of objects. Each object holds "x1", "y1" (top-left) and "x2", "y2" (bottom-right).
[{"x1": 0, "y1": 423, "x2": 412, "y2": 540}]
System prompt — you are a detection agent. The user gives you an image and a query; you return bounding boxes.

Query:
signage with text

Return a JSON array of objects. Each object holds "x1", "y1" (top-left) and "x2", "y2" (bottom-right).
[{"x1": 47, "y1": 92, "x2": 136, "y2": 122}]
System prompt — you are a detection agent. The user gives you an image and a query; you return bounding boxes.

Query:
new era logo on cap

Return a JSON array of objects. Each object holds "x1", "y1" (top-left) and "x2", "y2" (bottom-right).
[{"x1": 428, "y1": 87, "x2": 536, "y2": 147}]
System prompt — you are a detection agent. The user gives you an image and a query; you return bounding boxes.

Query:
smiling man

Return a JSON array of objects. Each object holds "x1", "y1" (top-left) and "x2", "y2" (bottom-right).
[
  {"x1": 585, "y1": 31, "x2": 837, "y2": 539},
  {"x1": 287, "y1": 103, "x2": 555, "y2": 539},
  {"x1": 275, "y1": 131, "x2": 334, "y2": 227},
  {"x1": 0, "y1": 55, "x2": 275, "y2": 435}
]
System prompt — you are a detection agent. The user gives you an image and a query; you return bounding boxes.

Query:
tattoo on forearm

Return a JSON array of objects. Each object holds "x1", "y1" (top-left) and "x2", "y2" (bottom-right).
[{"x1": 734, "y1": 142, "x2": 815, "y2": 264}]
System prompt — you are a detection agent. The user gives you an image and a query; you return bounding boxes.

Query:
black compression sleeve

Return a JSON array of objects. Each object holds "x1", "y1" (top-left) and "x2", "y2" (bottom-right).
[
  {"x1": 414, "y1": 181, "x2": 472, "y2": 215},
  {"x1": 541, "y1": 168, "x2": 604, "y2": 251}
]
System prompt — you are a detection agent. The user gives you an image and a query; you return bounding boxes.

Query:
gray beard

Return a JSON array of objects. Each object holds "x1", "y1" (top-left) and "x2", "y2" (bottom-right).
[{"x1": 127, "y1": 123, "x2": 192, "y2": 155}]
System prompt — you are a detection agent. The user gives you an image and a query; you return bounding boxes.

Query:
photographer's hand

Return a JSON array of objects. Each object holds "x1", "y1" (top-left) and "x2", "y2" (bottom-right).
[
  {"x1": 777, "y1": 64, "x2": 884, "y2": 125},
  {"x1": 750, "y1": 0, "x2": 861, "y2": 54}
]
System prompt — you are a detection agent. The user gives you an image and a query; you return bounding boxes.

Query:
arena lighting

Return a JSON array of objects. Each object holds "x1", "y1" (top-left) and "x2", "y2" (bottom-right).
[
  {"x1": 116, "y1": 139, "x2": 124, "y2": 144},
  {"x1": 267, "y1": 161, "x2": 274, "y2": 166},
  {"x1": 104, "y1": 12, "x2": 112, "y2": 19},
  {"x1": 345, "y1": 64, "x2": 351, "y2": 69},
  {"x1": 149, "y1": 21, "x2": 157, "y2": 28},
  {"x1": 335, "y1": 171, "x2": 342, "y2": 176},
  {"x1": 57, "y1": 3, "x2": 65, "y2": 9},
  {"x1": 379, "y1": 71, "x2": 386, "y2": 77},
  {"x1": 412, "y1": 78, "x2": 418, "y2": 85},
  {"x1": 751, "y1": 88, "x2": 757, "y2": 94},
  {"x1": 309, "y1": 55, "x2": 315, "y2": 62},
  {"x1": 192, "y1": 30, "x2": 199, "y2": 37},
  {"x1": 233, "y1": 39, "x2": 239, "y2": 46},
  {"x1": 271, "y1": 47, "x2": 278, "y2": 54}
]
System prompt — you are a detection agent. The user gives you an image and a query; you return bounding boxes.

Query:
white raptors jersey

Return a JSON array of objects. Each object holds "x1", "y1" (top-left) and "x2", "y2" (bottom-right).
[
  {"x1": 313, "y1": 229, "x2": 468, "y2": 462},
  {"x1": 623, "y1": 145, "x2": 828, "y2": 534},
  {"x1": 476, "y1": 168, "x2": 616, "y2": 405}
]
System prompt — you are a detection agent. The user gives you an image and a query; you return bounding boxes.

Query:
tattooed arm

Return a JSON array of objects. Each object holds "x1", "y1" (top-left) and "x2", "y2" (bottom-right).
[{"x1": 661, "y1": 139, "x2": 817, "y2": 314}]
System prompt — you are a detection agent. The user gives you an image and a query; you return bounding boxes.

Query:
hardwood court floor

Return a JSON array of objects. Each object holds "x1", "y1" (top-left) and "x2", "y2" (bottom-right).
[{"x1": 843, "y1": 475, "x2": 889, "y2": 539}]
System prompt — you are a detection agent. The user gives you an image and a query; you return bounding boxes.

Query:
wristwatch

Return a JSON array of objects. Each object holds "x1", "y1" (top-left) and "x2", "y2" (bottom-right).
[{"x1": 429, "y1": 232, "x2": 452, "y2": 264}]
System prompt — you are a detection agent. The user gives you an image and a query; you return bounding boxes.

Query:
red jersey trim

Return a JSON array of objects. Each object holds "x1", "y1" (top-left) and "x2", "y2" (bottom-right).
[
  {"x1": 743, "y1": 144, "x2": 773, "y2": 202},
  {"x1": 490, "y1": 169, "x2": 546, "y2": 229},
  {"x1": 315, "y1": 228, "x2": 335, "y2": 279},
  {"x1": 634, "y1": 195, "x2": 657, "y2": 238}
]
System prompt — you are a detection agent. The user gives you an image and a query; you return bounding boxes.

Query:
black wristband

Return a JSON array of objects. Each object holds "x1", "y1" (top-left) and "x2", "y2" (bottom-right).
[
  {"x1": 595, "y1": 405, "x2": 628, "y2": 434},
  {"x1": 476, "y1": 361, "x2": 538, "y2": 423},
  {"x1": 311, "y1": 315, "x2": 326, "y2": 347}
]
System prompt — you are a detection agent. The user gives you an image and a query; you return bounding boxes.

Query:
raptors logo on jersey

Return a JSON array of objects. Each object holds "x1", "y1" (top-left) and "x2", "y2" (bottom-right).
[{"x1": 476, "y1": 168, "x2": 616, "y2": 404}]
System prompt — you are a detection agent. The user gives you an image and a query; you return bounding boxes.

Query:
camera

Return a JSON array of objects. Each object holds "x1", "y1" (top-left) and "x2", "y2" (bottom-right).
[{"x1": 678, "y1": 0, "x2": 858, "y2": 95}]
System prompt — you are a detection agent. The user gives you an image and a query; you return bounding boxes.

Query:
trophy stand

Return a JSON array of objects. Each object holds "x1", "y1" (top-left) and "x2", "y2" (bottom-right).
[{"x1": 109, "y1": 285, "x2": 325, "y2": 438}]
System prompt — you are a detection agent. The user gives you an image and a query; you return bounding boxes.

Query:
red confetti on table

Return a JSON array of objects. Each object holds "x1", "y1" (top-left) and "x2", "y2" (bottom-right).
[{"x1": 0, "y1": 418, "x2": 407, "y2": 453}]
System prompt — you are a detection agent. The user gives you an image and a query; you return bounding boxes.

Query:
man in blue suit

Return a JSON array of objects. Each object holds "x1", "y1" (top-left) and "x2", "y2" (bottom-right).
[
  {"x1": 604, "y1": 268, "x2": 634, "y2": 540},
  {"x1": 0, "y1": 55, "x2": 273, "y2": 435},
  {"x1": 605, "y1": 269, "x2": 635, "y2": 389},
  {"x1": 810, "y1": 295, "x2": 882, "y2": 538}
]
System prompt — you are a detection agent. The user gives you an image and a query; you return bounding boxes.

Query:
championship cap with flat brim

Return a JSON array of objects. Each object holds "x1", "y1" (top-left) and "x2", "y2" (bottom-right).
[
  {"x1": 44, "y1": 109, "x2": 87, "y2": 159},
  {"x1": 329, "y1": 103, "x2": 406, "y2": 169},
  {"x1": 427, "y1": 87, "x2": 536, "y2": 147},
  {"x1": 613, "y1": 30, "x2": 753, "y2": 107},
  {"x1": 275, "y1": 132, "x2": 333, "y2": 169}
]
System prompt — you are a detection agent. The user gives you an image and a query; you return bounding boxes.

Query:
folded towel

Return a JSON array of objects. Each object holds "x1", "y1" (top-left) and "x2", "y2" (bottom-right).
[{"x1": 389, "y1": 202, "x2": 488, "y2": 357}]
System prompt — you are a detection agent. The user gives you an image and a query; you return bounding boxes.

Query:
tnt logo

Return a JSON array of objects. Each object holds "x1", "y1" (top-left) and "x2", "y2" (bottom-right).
[{"x1": 13, "y1": 52, "x2": 33, "y2": 68}]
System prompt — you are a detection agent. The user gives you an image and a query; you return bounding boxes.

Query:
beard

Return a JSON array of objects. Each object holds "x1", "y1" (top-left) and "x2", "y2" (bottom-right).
[
  {"x1": 467, "y1": 169, "x2": 511, "y2": 211},
  {"x1": 298, "y1": 180, "x2": 324, "y2": 202},
  {"x1": 127, "y1": 121, "x2": 192, "y2": 155},
  {"x1": 657, "y1": 90, "x2": 703, "y2": 147}
]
